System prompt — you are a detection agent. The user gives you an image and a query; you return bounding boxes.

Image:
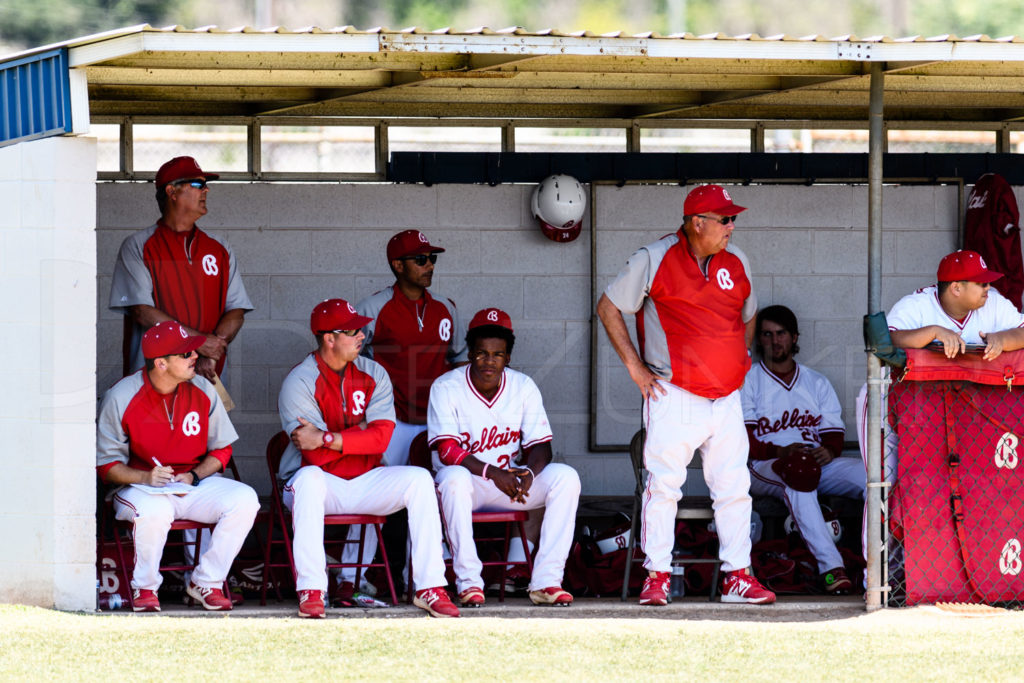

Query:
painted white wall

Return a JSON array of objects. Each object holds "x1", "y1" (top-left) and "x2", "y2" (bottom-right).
[
  {"x1": 96, "y1": 181, "x2": 966, "y2": 499},
  {"x1": 0, "y1": 136, "x2": 97, "y2": 610}
]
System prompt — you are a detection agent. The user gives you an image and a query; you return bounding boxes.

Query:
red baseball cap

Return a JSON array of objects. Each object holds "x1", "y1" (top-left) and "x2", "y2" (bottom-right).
[
  {"x1": 386, "y1": 230, "x2": 446, "y2": 262},
  {"x1": 141, "y1": 321, "x2": 206, "y2": 359},
  {"x1": 155, "y1": 156, "x2": 220, "y2": 189},
  {"x1": 937, "y1": 250, "x2": 1004, "y2": 284},
  {"x1": 683, "y1": 184, "x2": 746, "y2": 217},
  {"x1": 310, "y1": 298, "x2": 372, "y2": 334},
  {"x1": 468, "y1": 307, "x2": 513, "y2": 332}
]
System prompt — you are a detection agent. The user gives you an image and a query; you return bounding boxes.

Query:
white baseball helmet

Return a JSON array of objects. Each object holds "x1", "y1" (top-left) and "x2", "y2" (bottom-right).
[
  {"x1": 531, "y1": 174, "x2": 586, "y2": 243},
  {"x1": 708, "y1": 510, "x2": 763, "y2": 545},
  {"x1": 784, "y1": 506, "x2": 842, "y2": 545}
]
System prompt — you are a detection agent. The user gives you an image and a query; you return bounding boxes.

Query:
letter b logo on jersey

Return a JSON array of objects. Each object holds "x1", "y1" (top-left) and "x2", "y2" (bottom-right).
[
  {"x1": 181, "y1": 411, "x2": 201, "y2": 436},
  {"x1": 716, "y1": 268, "x2": 735, "y2": 291},
  {"x1": 202, "y1": 254, "x2": 219, "y2": 276},
  {"x1": 439, "y1": 318, "x2": 451, "y2": 342},
  {"x1": 351, "y1": 391, "x2": 366, "y2": 416}
]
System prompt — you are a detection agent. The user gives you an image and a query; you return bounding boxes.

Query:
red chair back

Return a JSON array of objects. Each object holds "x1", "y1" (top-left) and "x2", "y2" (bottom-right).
[{"x1": 408, "y1": 431, "x2": 434, "y2": 474}]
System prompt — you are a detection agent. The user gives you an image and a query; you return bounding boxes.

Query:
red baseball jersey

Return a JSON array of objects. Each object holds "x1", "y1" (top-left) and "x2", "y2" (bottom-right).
[
  {"x1": 356, "y1": 285, "x2": 466, "y2": 424},
  {"x1": 277, "y1": 352, "x2": 397, "y2": 481},
  {"x1": 110, "y1": 221, "x2": 253, "y2": 374},
  {"x1": 965, "y1": 173, "x2": 1024, "y2": 312},
  {"x1": 605, "y1": 229, "x2": 757, "y2": 399},
  {"x1": 96, "y1": 371, "x2": 237, "y2": 481}
]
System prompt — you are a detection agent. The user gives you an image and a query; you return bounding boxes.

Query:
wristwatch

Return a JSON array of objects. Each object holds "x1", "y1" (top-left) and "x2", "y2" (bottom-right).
[
  {"x1": 189, "y1": 470, "x2": 200, "y2": 486},
  {"x1": 322, "y1": 431, "x2": 335, "y2": 448}
]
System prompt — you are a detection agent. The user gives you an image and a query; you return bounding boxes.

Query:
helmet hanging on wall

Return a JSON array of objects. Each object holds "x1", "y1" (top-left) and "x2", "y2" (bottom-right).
[{"x1": 531, "y1": 174, "x2": 586, "y2": 243}]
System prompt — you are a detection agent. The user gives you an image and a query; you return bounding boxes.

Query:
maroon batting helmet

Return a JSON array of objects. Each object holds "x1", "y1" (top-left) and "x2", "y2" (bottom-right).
[{"x1": 771, "y1": 452, "x2": 821, "y2": 492}]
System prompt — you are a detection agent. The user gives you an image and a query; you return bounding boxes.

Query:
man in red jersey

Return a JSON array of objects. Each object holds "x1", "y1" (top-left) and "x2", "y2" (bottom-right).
[
  {"x1": 96, "y1": 321, "x2": 259, "y2": 612},
  {"x1": 597, "y1": 184, "x2": 775, "y2": 606},
  {"x1": 276, "y1": 298, "x2": 459, "y2": 619},
  {"x1": 109, "y1": 156, "x2": 253, "y2": 381}
]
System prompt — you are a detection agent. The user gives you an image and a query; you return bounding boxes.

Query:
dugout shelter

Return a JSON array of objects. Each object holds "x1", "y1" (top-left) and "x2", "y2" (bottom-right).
[{"x1": 3, "y1": 25, "x2": 1024, "y2": 610}]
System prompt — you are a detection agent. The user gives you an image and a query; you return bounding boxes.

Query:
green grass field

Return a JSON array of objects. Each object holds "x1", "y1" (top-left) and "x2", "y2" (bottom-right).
[{"x1": 2, "y1": 604, "x2": 1024, "y2": 681}]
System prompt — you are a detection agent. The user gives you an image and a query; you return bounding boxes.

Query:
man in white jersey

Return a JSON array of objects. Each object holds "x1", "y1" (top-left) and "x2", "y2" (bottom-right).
[
  {"x1": 889, "y1": 250, "x2": 1024, "y2": 358},
  {"x1": 428, "y1": 308, "x2": 581, "y2": 608},
  {"x1": 741, "y1": 305, "x2": 866, "y2": 594}
]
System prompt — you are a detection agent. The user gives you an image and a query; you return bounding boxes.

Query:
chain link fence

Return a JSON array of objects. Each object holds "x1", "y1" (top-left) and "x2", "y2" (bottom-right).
[{"x1": 885, "y1": 374, "x2": 1024, "y2": 607}]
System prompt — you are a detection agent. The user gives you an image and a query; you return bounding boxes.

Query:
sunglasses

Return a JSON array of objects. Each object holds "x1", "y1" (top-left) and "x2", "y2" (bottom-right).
[
  {"x1": 167, "y1": 351, "x2": 195, "y2": 359},
  {"x1": 319, "y1": 329, "x2": 361, "y2": 337},
  {"x1": 174, "y1": 179, "x2": 208, "y2": 190},
  {"x1": 402, "y1": 253, "x2": 438, "y2": 266},
  {"x1": 697, "y1": 214, "x2": 736, "y2": 225}
]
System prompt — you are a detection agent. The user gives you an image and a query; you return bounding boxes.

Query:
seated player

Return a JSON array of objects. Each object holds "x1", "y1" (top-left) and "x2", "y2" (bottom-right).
[
  {"x1": 277, "y1": 298, "x2": 458, "y2": 619},
  {"x1": 96, "y1": 321, "x2": 260, "y2": 612},
  {"x1": 741, "y1": 306, "x2": 866, "y2": 594},
  {"x1": 427, "y1": 308, "x2": 581, "y2": 608},
  {"x1": 888, "y1": 250, "x2": 1024, "y2": 359}
]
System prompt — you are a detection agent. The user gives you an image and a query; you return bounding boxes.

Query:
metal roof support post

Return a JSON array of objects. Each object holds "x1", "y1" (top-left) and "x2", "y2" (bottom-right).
[
  {"x1": 865, "y1": 62, "x2": 885, "y2": 612},
  {"x1": 997, "y1": 124, "x2": 1011, "y2": 154},
  {"x1": 501, "y1": 121, "x2": 515, "y2": 152}
]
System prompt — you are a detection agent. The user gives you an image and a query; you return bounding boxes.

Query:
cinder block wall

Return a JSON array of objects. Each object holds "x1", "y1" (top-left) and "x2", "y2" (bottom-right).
[{"x1": 97, "y1": 181, "x2": 968, "y2": 496}]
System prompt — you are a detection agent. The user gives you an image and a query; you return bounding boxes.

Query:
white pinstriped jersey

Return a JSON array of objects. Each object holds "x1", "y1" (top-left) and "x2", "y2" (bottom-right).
[{"x1": 427, "y1": 365, "x2": 553, "y2": 472}]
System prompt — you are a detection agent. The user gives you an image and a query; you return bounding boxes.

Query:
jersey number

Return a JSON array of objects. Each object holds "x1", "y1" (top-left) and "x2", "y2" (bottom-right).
[{"x1": 496, "y1": 453, "x2": 511, "y2": 470}]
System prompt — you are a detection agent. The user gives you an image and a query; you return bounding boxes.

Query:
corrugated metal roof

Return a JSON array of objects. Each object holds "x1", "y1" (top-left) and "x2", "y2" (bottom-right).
[
  {"x1": 6, "y1": 24, "x2": 1024, "y2": 125},
  {"x1": 0, "y1": 48, "x2": 73, "y2": 148}
]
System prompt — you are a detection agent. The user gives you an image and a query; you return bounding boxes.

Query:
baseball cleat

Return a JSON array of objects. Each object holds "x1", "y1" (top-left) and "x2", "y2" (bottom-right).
[
  {"x1": 486, "y1": 566, "x2": 530, "y2": 595},
  {"x1": 186, "y1": 581, "x2": 233, "y2": 611},
  {"x1": 822, "y1": 567, "x2": 853, "y2": 595},
  {"x1": 458, "y1": 587, "x2": 486, "y2": 607},
  {"x1": 414, "y1": 587, "x2": 461, "y2": 618},
  {"x1": 297, "y1": 589, "x2": 325, "y2": 618},
  {"x1": 132, "y1": 588, "x2": 161, "y2": 613},
  {"x1": 638, "y1": 571, "x2": 671, "y2": 606},
  {"x1": 721, "y1": 568, "x2": 776, "y2": 604},
  {"x1": 528, "y1": 586, "x2": 573, "y2": 606}
]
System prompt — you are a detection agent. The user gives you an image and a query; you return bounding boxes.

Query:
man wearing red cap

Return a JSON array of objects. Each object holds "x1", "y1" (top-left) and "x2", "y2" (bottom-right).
[
  {"x1": 96, "y1": 321, "x2": 259, "y2": 612},
  {"x1": 356, "y1": 230, "x2": 467, "y2": 466},
  {"x1": 427, "y1": 308, "x2": 580, "y2": 607},
  {"x1": 889, "y1": 250, "x2": 1024, "y2": 360},
  {"x1": 598, "y1": 184, "x2": 775, "y2": 606},
  {"x1": 276, "y1": 298, "x2": 459, "y2": 618},
  {"x1": 109, "y1": 156, "x2": 253, "y2": 382}
]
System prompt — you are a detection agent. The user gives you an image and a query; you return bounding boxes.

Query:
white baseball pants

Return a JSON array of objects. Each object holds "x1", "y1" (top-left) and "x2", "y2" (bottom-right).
[
  {"x1": 335, "y1": 420, "x2": 428, "y2": 583},
  {"x1": 748, "y1": 457, "x2": 866, "y2": 572},
  {"x1": 284, "y1": 465, "x2": 446, "y2": 593},
  {"x1": 642, "y1": 382, "x2": 752, "y2": 573},
  {"x1": 112, "y1": 474, "x2": 259, "y2": 591},
  {"x1": 435, "y1": 463, "x2": 580, "y2": 593}
]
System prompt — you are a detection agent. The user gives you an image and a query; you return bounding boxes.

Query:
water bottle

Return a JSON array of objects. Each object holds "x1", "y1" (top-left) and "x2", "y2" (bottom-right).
[
  {"x1": 670, "y1": 556, "x2": 686, "y2": 599},
  {"x1": 98, "y1": 592, "x2": 124, "y2": 611}
]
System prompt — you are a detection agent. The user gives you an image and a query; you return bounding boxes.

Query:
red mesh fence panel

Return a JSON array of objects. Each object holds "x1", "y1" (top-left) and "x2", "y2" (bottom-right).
[{"x1": 886, "y1": 358, "x2": 1024, "y2": 607}]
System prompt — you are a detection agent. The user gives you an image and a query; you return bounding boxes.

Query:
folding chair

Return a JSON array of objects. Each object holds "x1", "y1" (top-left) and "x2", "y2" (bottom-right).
[
  {"x1": 96, "y1": 484, "x2": 229, "y2": 611},
  {"x1": 260, "y1": 431, "x2": 399, "y2": 606},
  {"x1": 407, "y1": 431, "x2": 533, "y2": 603},
  {"x1": 620, "y1": 428, "x2": 722, "y2": 601}
]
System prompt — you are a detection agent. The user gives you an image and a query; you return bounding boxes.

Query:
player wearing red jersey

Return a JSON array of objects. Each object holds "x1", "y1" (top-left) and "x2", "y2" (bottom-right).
[
  {"x1": 598, "y1": 184, "x2": 775, "y2": 606},
  {"x1": 277, "y1": 298, "x2": 458, "y2": 618},
  {"x1": 428, "y1": 309, "x2": 580, "y2": 607},
  {"x1": 96, "y1": 321, "x2": 259, "y2": 612},
  {"x1": 109, "y1": 156, "x2": 253, "y2": 381}
]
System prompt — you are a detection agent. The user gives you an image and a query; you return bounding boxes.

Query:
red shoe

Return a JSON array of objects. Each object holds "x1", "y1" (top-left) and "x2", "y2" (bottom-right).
[
  {"x1": 132, "y1": 588, "x2": 161, "y2": 613},
  {"x1": 721, "y1": 568, "x2": 776, "y2": 604},
  {"x1": 414, "y1": 587, "x2": 461, "y2": 618},
  {"x1": 822, "y1": 567, "x2": 853, "y2": 595},
  {"x1": 298, "y1": 589, "x2": 325, "y2": 618},
  {"x1": 458, "y1": 587, "x2": 485, "y2": 607},
  {"x1": 186, "y1": 581, "x2": 233, "y2": 611},
  {"x1": 529, "y1": 586, "x2": 573, "y2": 606},
  {"x1": 639, "y1": 572, "x2": 670, "y2": 606}
]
